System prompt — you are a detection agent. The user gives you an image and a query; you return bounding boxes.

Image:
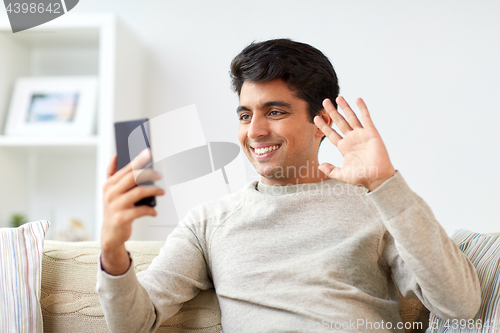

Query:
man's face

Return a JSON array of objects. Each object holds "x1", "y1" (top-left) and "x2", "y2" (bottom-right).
[{"x1": 237, "y1": 79, "x2": 324, "y2": 185}]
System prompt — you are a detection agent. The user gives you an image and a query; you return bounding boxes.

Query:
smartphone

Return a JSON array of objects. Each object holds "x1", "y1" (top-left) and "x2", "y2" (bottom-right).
[{"x1": 114, "y1": 118, "x2": 156, "y2": 207}]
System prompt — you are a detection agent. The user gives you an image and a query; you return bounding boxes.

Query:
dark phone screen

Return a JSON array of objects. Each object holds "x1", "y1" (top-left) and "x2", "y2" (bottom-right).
[{"x1": 114, "y1": 118, "x2": 156, "y2": 207}]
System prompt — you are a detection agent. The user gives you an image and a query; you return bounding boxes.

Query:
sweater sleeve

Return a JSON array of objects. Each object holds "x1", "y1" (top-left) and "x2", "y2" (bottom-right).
[
  {"x1": 96, "y1": 219, "x2": 213, "y2": 333},
  {"x1": 366, "y1": 171, "x2": 481, "y2": 320}
]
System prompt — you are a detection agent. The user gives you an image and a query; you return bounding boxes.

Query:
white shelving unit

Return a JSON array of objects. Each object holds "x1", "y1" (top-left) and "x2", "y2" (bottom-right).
[{"x1": 0, "y1": 13, "x2": 144, "y2": 240}]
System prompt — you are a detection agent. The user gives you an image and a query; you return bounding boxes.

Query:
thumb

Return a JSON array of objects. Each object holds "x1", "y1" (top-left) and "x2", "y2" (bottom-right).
[{"x1": 319, "y1": 163, "x2": 341, "y2": 180}]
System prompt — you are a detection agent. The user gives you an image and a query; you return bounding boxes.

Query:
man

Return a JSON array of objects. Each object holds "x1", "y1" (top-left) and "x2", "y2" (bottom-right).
[{"x1": 97, "y1": 39, "x2": 480, "y2": 332}]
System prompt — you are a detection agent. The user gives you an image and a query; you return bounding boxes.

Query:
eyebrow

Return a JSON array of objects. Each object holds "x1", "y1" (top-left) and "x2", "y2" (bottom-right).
[
  {"x1": 236, "y1": 106, "x2": 250, "y2": 113},
  {"x1": 236, "y1": 100, "x2": 292, "y2": 113}
]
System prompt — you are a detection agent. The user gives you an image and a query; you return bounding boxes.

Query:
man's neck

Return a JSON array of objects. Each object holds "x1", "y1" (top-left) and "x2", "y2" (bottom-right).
[{"x1": 259, "y1": 161, "x2": 331, "y2": 186}]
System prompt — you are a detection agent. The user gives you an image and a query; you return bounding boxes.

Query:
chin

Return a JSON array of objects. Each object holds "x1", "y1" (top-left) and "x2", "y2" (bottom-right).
[{"x1": 255, "y1": 164, "x2": 282, "y2": 180}]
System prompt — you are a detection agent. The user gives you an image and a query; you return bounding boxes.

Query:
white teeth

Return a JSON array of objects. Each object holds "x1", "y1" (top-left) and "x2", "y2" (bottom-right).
[{"x1": 254, "y1": 145, "x2": 280, "y2": 155}]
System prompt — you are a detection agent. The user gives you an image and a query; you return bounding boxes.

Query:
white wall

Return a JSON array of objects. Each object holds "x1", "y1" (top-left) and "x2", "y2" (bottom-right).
[{"x1": 3, "y1": 0, "x2": 498, "y2": 237}]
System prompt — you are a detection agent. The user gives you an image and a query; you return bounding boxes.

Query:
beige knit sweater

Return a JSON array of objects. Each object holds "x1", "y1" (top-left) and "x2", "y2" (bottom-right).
[{"x1": 96, "y1": 172, "x2": 481, "y2": 332}]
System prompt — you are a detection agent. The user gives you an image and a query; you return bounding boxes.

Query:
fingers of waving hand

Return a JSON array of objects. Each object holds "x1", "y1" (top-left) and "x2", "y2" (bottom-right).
[
  {"x1": 314, "y1": 97, "x2": 377, "y2": 145},
  {"x1": 321, "y1": 96, "x2": 374, "y2": 133},
  {"x1": 318, "y1": 162, "x2": 342, "y2": 180},
  {"x1": 314, "y1": 113, "x2": 342, "y2": 146},
  {"x1": 314, "y1": 97, "x2": 364, "y2": 145},
  {"x1": 335, "y1": 96, "x2": 364, "y2": 130},
  {"x1": 354, "y1": 97, "x2": 375, "y2": 128},
  {"x1": 319, "y1": 98, "x2": 354, "y2": 137}
]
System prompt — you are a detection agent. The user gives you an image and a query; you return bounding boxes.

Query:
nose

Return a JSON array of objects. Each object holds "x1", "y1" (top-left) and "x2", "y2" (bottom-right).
[{"x1": 247, "y1": 114, "x2": 270, "y2": 139}]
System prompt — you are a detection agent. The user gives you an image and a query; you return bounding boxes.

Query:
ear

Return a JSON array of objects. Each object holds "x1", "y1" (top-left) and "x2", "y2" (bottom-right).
[{"x1": 314, "y1": 108, "x2": 333, "y2": 138}]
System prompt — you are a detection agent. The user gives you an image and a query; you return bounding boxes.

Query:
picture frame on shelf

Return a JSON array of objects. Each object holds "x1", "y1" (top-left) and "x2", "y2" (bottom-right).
[{"x1": 4, "y1": 76, "x2": 98, "y2": 138}]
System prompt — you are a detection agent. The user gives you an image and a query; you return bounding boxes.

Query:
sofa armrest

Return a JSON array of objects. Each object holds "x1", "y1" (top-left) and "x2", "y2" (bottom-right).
[{"x1": 41, "y1": 240, "x2": 222, "y2": 333}]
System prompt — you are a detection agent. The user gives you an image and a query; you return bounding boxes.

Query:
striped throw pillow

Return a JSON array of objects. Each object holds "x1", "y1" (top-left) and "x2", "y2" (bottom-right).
[
  {"x1": 428, "y1": 230, "x2": 500, "y2": 332},
  {"x1": 0, "y1": 220, "x2": 50, "y2": 333}
]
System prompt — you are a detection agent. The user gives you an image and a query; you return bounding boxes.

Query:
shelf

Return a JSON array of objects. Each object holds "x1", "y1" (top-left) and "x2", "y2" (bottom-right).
[
  {"x1": 0, "y1": 14, "x2": 145, "y2": 240},
  {"x1": 0, "y1": 27, "x2": 100, "y2": 47},
  {"x1": 0, "y1": 136, "x2": 99, "y2": 147}
]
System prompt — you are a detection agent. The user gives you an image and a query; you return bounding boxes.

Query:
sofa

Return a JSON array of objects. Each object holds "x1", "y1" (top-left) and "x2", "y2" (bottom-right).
[{"x1": 40, "y1": 240, "x2": 430, "y2": 333}]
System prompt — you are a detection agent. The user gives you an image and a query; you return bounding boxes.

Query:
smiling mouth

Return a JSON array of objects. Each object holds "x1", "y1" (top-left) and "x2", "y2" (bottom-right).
[{"x1": 251, "y1": 144, "x2": 281, "y2": 156}]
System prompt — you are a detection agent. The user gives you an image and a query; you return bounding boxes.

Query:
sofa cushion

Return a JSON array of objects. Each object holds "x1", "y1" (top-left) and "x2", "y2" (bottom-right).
[
  {"x1": 1, "y1": 220, "x2": 50, "y2": 333},
  {"x1": 41, "y1": 241, "x2": 222, "y2": 332},
  {"x1": 428, "y1": 230, "x2": 500, "y2": 332}
]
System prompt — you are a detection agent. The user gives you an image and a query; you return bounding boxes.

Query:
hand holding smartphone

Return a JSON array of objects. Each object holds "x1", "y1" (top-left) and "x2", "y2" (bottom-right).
[{"x1": 114, "y1": 118, "x2": 156, "y2": 207}]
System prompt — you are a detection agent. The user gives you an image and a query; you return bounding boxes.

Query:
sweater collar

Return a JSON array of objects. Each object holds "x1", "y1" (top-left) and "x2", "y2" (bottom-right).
[{"x1": 254, "y1": 178, "x2": 341, "y2": 196}]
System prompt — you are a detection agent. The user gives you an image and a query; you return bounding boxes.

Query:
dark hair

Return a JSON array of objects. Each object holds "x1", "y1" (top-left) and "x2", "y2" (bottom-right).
[{"x1": 230, "y1": 38, "x2": 339, "y2": 123}]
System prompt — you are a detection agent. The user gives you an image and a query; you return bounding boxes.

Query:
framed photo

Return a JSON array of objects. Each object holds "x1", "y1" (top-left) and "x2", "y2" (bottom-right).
[{"x1": 4, "y1": 77, "x2": 98, "y2": 137}]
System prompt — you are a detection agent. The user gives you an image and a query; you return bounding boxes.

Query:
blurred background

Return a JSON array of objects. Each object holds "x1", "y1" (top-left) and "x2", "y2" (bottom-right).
[{"x1": 0, "y1": 0, "x2": 499, "y2": 240}]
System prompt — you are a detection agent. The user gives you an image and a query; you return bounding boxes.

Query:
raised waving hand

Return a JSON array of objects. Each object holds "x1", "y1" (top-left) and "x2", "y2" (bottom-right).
[{"x1": 313, "y1": 96, "x2": 396, "y2": 191}]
